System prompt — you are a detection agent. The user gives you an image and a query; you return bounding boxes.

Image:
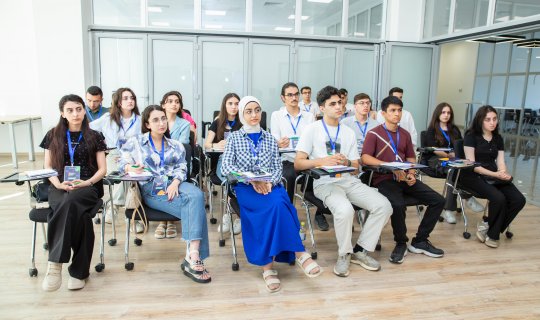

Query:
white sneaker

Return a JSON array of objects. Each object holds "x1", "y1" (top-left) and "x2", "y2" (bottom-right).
[
  {"x1": 67, "y1": 276, "x2": 87, "y2": 290},
  {"x1": 466, "y1": 197, "x2": 485, "y2": 213},
  {"x1": 441, "y1": 210, "x2": 457, "y2": 224},
  {"x1": 104, "y1": 204, "x2": 118, "y2": 224},
  {"x1": 232, "y1": 218, "x2": 242, "y2": 235},
  {"x1": 217, "y1": 214, "x2": 231, "y2": 233},
  {"x1": 130, "y1": 220, "x2": 144, "y2": 233},
  {"x1": 42, "y1": 262, "x2": 62, "y2": 292}
]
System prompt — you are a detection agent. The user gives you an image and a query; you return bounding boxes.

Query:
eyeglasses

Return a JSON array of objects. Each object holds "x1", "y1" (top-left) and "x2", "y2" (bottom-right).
[
  {"x1": 244, "y1": 107, "x2": 262, "y2": 116},
  {"x1": 149, "y1": 116, "x2": 168, "y2": 124},
  {"x1": 356, "y1": 101, "x2": 371, "y2": 106},
  {"x1": 122, "y1": 96, "x2": 136, "y2": 101},
  {"x1": 284, "y1": 92, "x2": 300, "y2": 98}
]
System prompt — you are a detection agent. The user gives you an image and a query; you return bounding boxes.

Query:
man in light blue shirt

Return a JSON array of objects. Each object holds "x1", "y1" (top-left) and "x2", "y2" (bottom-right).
[{"x1": 341, "y1": 93, "x2": 379, "y2": 157}]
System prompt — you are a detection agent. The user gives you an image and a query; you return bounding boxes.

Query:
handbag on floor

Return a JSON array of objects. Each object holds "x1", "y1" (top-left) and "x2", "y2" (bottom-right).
[{"x1": 125, "y1": 182, "x2": 148, "y2": 236}]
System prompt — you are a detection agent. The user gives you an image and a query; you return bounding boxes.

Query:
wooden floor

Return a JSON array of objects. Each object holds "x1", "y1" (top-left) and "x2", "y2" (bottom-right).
[{"x1": 1, "y1": 155, "x2": 539, "y2": 319}]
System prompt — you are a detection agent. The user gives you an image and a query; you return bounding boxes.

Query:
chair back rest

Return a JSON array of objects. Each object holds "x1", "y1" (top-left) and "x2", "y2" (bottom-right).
[
  {"x1": 183, "y1": 143, "x2": 193, "y2": 178},
  {"x1": 454, "y1": 139, "x2": 465, "y2": 159},
  {"x1": 420, "y1": 130, "x2": 427, "y2": 148}
]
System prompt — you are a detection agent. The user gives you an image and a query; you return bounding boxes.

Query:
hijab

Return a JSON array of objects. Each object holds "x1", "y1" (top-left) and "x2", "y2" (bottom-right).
[{"x1": 238, "y1": 96, "x2": 262, "y2": 134}]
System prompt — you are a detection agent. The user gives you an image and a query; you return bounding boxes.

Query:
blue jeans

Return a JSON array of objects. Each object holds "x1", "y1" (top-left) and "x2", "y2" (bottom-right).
[
  {"x1": 216, "y1": 155, "x2": 225, "y2": 182},
  {"x1": 141, "y1": 181, "x2": 210, "y2": 260}
]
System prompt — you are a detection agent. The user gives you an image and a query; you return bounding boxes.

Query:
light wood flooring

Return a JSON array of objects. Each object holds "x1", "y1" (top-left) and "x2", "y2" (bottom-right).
[{"x1": 0, "y1": 155, "x2": 539, "y2": 319}]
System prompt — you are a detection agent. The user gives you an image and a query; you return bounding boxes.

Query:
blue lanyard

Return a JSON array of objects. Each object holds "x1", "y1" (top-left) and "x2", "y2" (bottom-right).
[
  {"x1": 86, "y1": 105, "x2": 102, "y2": 121},
  {"x1": 322, "y1": 119, "x2": 340, "y2": 154},
  {"x1": 286, "y1": 114, "x2": 302, "y2": 135},
  {"x1": 304, "y1": 103, "x2": 311, "y2": 112},
  {"x1": 227, "y1": 119, "x2": 236, "y2": 128},
  {"x1": 66, "y1": 130, "x2": 83, "y2": 166},
  {"x1": 355, "y1": 120, "x2": 368, "y2": 139},
  {"x1": 120, "y1": 116, "x2": 136, "y2": 136},
  {"x1": 148, "y1": 135, "x2": 165, "y2": 167},
  {"x1": 246, "y1": 135, "x2": 263, "y2": 158},
  {"x1": 383, "y1": 124, "x2": 400, "y2": 161},
  {"x1": 439, "y1": 126, "x2": 451, "y2": 148}
]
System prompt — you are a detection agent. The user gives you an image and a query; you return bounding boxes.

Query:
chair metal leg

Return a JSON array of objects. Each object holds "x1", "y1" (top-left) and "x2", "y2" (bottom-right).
[
  {"x1": 457, "y1": 194, "x2": 470, "y2": 239},
  {"x1": 95, "y1": 204, "x2": 106, "y2": 272},
  {"x1": 227, "y1": 197, "x2": 239, "y2": 271},
  {"x1": 218, "y1": 186, "x2": 226, "y2": 247},
  {"x1": 303, "y1": 203, "x2": 317, "y2": 260},
  {"x1": 108, "y1": 184, "x2": 117, "y2": 246},
  {"x1": 30, "y1": 221, "x2": 38, "y2": 276},
  {"x1": 40, "y1": 222, "x2": 48, "y2": 250},
  {"x1": 124, "y1": 218, "x2": 133, "y2": 270}
]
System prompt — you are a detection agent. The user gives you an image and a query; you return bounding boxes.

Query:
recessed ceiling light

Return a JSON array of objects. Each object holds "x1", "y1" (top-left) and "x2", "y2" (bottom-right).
[
  {"x1": 147, "y1": 7, "x2": 162, "y2": 13},
  {"x1": 275, "y1": 27, "x2": 293, "y2": 32},
  {"x1": 151, "y1": 22, "x2": 170, "y2": 27},
  {"x1": 307, "y1": 0, "x2": 333, "y2": 3},
  {"x1": 288, "y1": 14, "x2": 309, "y2": 20},
  {"x1": 205, "y1": 10, "x2": 226, "y2": 16},
  {"x1": 205, "y1": 24, "x2": 223, "y2": 29}
]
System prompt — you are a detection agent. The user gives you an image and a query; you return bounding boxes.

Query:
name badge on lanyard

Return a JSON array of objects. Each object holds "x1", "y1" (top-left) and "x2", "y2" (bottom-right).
[
  {"x1": 383, "y1": 124, "x2": 400, "y2": 162},
  {"x1": 287, "y1": 114, "x2": 302, "y2": 147},
  {"x1": 118, "y1": 117, "x2": 136, "y2": 148},
  {"x1": 355, "y1": 121, "x2": 368, "y2": 154},
  {"x1": 149, "y1": 136, "x2": 168, "y2": 196},
  {"x1": 322, "y1": 119, "x2": 340, "y2": 155},
  {"x1": 64, "y1": 130, "x2": 82, "y2": 181},
  {"x1": 248, "y1": 137, "x2": 263, "y2": 171}
]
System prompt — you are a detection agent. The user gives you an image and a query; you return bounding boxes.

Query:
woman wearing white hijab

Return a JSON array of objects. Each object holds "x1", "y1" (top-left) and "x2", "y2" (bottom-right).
[{"x1": 221, "y1": 96, "x2": 322, "y2": 293}]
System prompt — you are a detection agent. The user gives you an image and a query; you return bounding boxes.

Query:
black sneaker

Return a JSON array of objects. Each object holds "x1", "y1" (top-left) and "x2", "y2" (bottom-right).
[
  {"x1": 408, "y1": 238, "x2": 444, "y2": 258},
  {"x1": 389, "y1": 242, "x2": 407, "y2": 264},
  {"x1": 315, "y1": 212, "x2": 329, "y2": 231}
]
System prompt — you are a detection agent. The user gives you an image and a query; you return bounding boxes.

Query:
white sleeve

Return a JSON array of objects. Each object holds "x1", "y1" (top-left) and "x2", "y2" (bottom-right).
[
  {"x1": 270, "y1": 111, "x2": 281, "y2": 140},
  {"x1": 403, "y1": 112, "x2": 418, "y2": 148},
  {"x1": 345, "y1": 130, "x2": 360, "y2": 160},
  {"x1": 296, "y1": 124, "x2": 313, "y2": 156},
  {"x1": 376, "y1": 111, "x2": 384, "y2": 124}
]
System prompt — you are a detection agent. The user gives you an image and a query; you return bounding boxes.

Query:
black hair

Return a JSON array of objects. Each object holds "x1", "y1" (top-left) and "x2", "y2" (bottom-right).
[
  {"x1": 338, "y1": 88, "x2": 348, "y2": 96},
  {"x1": 466, "y1": 105, "x2": 500, "y2": 137},
  {"x1": 86, "y1": 86, "x2": 103, "y2": 96},
  {"x1": 316, "y1": 86, "x2": 340, "y2": 106},
  {"x1": 381, "y1": 96, "x2": 403, "y2": 112},
  {"x1": 300, "y1": 86, "x2": 311, "y2": 93},
  {"x1": 280, "y1": 82, "x2": 299, "y2": 96},
  {"x1": 141, "y1": 105, "x2": 171, "y2": 138},
  {"x1": 389, "y1": 87, "x2": 403, "y2": 96}
]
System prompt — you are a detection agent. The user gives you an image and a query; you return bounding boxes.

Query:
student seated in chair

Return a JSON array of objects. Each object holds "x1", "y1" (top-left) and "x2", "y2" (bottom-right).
[
  {"x1": 362, "y1": 96, "x2": 445, "y2": 264},
  {"x1": 118, "y1": 105, "x2": 211, "y2": 283},
  {"x1": 461, "y1": 105, "x2": 526, "y2": 248},
  {"x1": 294, "y1": 86, "x2": 392, "y2": 278},
  {"x1": 425, "y1": 102, "x2": 484, "y2": 224},
  {"x1": 341, "y1": 93, "x2": 379, "y2": 158},
  {"x1": 221, "y1": 96, "x2": 322, "y2": 293},
  {"x1": 41, "y1": 94, "x2": 107, "y2": 291}
]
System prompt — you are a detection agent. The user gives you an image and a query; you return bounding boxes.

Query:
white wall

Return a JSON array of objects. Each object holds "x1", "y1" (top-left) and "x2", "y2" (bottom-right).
[
  {"x1": 436, "y1": 41, "x2": 479, "y2": 127},
  {"x1": 385, "y1": 0, "x2": 423, "y2": 42},
  {"x1": 0, "y1": 0, "x2": 87, "y2": 158}
]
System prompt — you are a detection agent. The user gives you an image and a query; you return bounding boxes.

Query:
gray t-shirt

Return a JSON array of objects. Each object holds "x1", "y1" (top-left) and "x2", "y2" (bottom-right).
[{"x1": 296, "y1": 120, "x2": 359, "y2": 188}]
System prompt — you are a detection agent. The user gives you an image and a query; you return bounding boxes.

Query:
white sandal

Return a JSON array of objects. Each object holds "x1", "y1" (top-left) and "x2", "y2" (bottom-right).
[
  {"x1": 154, "y1": 222, "x2": 166, "y2": 239},
  {"x1": 262, "y1": 269, "x2": 281, "y2": 293},
  {"x1": 296, "y1": 252, "x2": 322, "y2": 278}
]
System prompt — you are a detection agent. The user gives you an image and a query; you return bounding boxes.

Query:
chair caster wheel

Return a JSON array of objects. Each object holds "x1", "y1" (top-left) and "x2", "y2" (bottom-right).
[
  {"x1": 212, "y1": 191, "x2": 218, "y2": 196},
  {"x1": 43, "y1": 243, "x2": 49, "y2": 250},
  {"x1": 210, "y1": 217, "x2": 217, "y2": 224},
  {"x1": 205, "y1": 204, "x2": 210, "y2": 210},
  {"x1": 219, "y1": 239, "x2": 225, "y2": 247},
  {"x1": 29, "y1": 268, "x2": 38, "y2": 277},
  {"x1": 311, "y1": 252, "x2": 317, "y2": 260},
  {"x1": 375, "y1": 244, "x2": 382, "y2": 251},
  {"x1": 232, "y1": 263, "x2": 239, "y2": 271},
  {"x1": 457, "y1": 208, "x2": 462, "y2": 213},
  {"x1": 438, "y1": 216, "x2": 444, "y2": 222},
  {"x1": 506, "y1": 231, "x2": 513, "y2": 239},
  {"x1": 289, "y1": 261, "x2": 295, "y2": 266},
  {"x1": 125, "y1": 262, "x2": 134, "y2": 271},
  {"x1": 94, "y1": 217, "x2": 101, "y2": 224},
  {"x1": 95, "y1": 263, "x2": 105, "y2": 272},
  {"x1": 134, "y1": 238, "x2": 142, "y2": 246},
  {"x1": 108, "y1": 239, "x2": 117, "y2": 246},
  {"x1": 463, "y1": 232, "x2": 471, "y2": 239}
]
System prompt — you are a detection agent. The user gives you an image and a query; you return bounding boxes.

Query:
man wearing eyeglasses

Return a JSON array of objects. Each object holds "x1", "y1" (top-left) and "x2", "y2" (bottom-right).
[
  {"x1": 270, "y1": 82, "x2": 314, "y2": 206},
  {"x1": 299, "y1": 86, "x2": 320, "y2": 118},
  {"x1": 341, "y1": 93, "x2": 379, "y2": 157}
]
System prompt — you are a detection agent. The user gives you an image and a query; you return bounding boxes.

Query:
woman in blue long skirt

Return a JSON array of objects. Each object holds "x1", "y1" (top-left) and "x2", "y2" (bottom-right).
[{"x1": 221, "y1": 96, "x2": 322, "y2": 293}]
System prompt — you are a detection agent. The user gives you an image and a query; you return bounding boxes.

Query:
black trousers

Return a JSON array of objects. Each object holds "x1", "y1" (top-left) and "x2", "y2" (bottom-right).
[
  {"x1": 377, "y1": 179, "x2": 444, "y2": 244},
  {"x1": 282, "y1": 161, "x2": 297, "y2": 203},
  {"x1": 48, "y1": 186, "x2": 99, "y2": 280},
  {"x1": 459, "y1": 173, "x2": 525, "y2": 240}
]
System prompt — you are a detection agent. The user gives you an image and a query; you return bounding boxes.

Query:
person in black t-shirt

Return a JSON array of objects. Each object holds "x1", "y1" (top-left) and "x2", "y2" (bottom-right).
[
  {"x1": 425, "y1": 102, "x2": 484, "y2": 224},
  {"x1": 40, "y1": 94, "x2": 107, "y2": 292},
  {"x1": 461, "y1": 105, "x2": 526, "y2": 248}
]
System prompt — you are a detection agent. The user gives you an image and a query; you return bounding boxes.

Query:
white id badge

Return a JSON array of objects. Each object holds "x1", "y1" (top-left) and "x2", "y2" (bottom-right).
[
  {"x1": 152, "y1": 176, "x2": 169, "y2": 196},
  {"x1": 290, "y1": 136, "x2": 299, "y2": 149},
  {"x1": 64, "y1": 166, "x2": 81, "y2": 181},
  {"x1": 357, "y1": 139, "x2": 364, "y2": 154}
]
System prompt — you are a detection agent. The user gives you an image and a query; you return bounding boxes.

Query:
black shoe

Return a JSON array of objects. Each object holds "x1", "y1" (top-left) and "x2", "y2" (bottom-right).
[
  {"x1": 315, "y1": 213, "x2": 329, "y2": 231},
  {"x1": 389, "y1": 242, "x2": 407, "y2": 264},
  {"x1": 408, "y1": 238, "x2": 444, "y2": 258}
]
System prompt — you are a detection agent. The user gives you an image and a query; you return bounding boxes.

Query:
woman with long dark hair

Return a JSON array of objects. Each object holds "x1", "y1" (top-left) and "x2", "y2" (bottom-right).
[
  {"x1": 221, "y1": 96, "x2": 321, "y2": 293},
  {"x1": 461, "y1": 105, "x2": 526, "y2": 248},
  {"x1": 90, "y1": 87, "x2": 142, "y2": 228},
  {"x1": 118, "y1": 105, "x2": 211, "y2": 283},
  {"x1": 426, "y1": 102, "x2": 483, "y2": 224},
  {"x1": 40, "y1": 94, "x2": 107, "y2": 291},
  {"x1": 204, "y1": 93, "x2": 242, "y2": 235}
]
